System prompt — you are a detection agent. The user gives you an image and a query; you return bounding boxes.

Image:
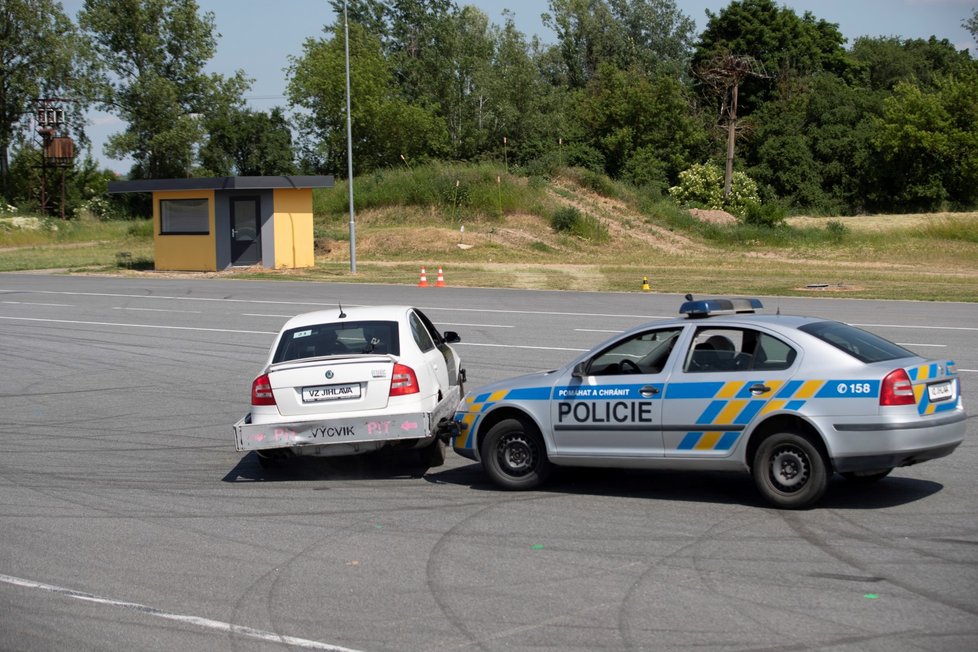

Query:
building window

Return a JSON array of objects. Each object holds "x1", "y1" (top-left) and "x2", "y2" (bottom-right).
[{"x1": 160, "y1": 198, "x2": 209, "y2": 234}]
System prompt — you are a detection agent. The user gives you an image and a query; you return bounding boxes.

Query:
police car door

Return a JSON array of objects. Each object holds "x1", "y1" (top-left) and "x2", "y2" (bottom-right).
[
  {"x1": 662, "y1": 326, "x2": 799, "y2": 459},
  {"x1": 550, "y1": 327, "x2": 683, "y2": 457}
]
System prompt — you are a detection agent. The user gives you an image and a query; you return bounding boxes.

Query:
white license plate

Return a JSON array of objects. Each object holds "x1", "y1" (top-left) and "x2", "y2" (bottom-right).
[
  {"x1": 302, "y1": 383, "x2": 361, "y2": 402},
  {"x1": 927, "y1": 381, "x2": 953, "y2": 402}
]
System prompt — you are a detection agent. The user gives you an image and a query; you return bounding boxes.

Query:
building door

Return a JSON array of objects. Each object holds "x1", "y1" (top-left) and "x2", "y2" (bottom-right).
[{"x1": 230, "y1": 197, "x2": 260, "y2": 265}]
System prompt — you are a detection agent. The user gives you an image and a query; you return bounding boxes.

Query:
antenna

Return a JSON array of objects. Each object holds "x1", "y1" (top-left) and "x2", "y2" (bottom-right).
[{"x1": 338, "y1": 303, "x2": 347, "y2": 318}]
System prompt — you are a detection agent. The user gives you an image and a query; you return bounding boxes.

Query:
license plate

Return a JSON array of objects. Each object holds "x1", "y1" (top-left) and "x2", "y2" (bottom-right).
[
  {"x1": 927, "y1": 381, "x2": 953, "y2": 402},
  {"x1": 302, "y1": 383, "x2": 361, "y2": 402}
]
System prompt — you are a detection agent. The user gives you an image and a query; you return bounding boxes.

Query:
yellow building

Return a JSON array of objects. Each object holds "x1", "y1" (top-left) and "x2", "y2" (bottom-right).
[{"x1": 107, "y1": 176, "x2": 334, "y2": 271}]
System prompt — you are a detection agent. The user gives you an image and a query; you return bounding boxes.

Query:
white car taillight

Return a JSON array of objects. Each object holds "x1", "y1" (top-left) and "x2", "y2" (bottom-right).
[
  {"x1": 390, "y1": 363, "x2": 420, "y2": 396},
  {"x1": 252, "y1": 374, "x2": 276, "y2": 406},
  {"x1": 880, "y1": 368, "x2": 915, "y2": 406}
]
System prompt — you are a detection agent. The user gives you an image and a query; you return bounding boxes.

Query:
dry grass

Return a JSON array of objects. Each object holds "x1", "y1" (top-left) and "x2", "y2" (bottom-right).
[{"x1": 4, "y1": 176, "x2": 977, "y2": 302}]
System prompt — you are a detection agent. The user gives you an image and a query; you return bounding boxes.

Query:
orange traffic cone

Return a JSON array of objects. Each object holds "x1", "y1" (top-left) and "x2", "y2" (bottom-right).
[
  {"x1": 435, "y1": 266, "x2": 446, "y2": 287},
  {"x1": 418, "y1": 267, "x2": 429, "y2": 287}
]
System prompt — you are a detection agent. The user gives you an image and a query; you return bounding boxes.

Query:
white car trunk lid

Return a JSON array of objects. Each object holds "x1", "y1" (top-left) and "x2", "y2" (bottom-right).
[{"x1": 267, "y1": 355, "x2": 395, "y2": 417}]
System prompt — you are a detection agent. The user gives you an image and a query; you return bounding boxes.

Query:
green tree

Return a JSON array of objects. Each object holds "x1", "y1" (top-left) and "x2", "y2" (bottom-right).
[
  {"x1": 577, "y1": 63, "x2": 706, "y2": 183},
  {"x1": 443, "y1": 5, "x2": 494, "y2": 158},
  {"x1": 850, "y1": 36, "x2": 973, "y2": 91},
  {"x1": 965, "y1": 9, "x2": 978, "y2": 42},
  {"x1": 200, "y1": 107, "x2": 296, "y2": 176},
  {"x1": 544, "y1": 0, "x2": 694, "y2": 87},
  {"x1": 745, "y1": 82, "x2": 825, "y2": 209},
  {"x1": 287, "y1": 21, "x2": 448, "y2": 174},
  {"x1": 478, "y1": 13, "x2": 567, "y2": 164},
  {"x1": 0, "y1": 0, "x2": 97, "y2": 200},
  {"x1": 693, "y1": 0, "x2": 849, "y2": 114},
  {"x1": 802, "y1": 74, "x2": 882, "y2": 213},
  {"x1": 78, "y1": 0, "x2": 249, "y2": 179},
  {"x1": 872, "y1": 70, "x2": 978, "y2": 211}
]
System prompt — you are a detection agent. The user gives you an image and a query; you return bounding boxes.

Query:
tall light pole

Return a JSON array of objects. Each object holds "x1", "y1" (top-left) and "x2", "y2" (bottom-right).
[{"x1": 344, "y1": 0, "x2": 357, "y2": 273}]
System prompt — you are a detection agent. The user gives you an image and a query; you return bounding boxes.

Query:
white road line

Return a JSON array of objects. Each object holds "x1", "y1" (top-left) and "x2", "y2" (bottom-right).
[
  {"x1": 0, "y1": 315, "x2": 275, "y2": 335},
  {"x1": 458, "y1": 342, "x2": 587, "y2": 352},
  {"x1": 436, "y1": 322, "x2": 514, "y2": 328},
  {"x1": 0, "y1": 315, "x2": 579, "y2": 351},
  {"x1": 0, "y1": 289, "x2": 667, "y2": 320},
  {"x1": 0, "y1": 573, "x2": 362, "y2": 651},
  {"x1": 575, "y1": 328, "x2": 623, "y2": 333},
  {"x1": 113, "y1": 307, "x2": 202, "y2": 314},
  {"x1": 1, "y1": 301, "x2": 74, "y2": 307},
  {"x1": 853, "y1": 322, "x2": 978, "y2": 332},
  {"x1": 243, "y1": 313, "x2": 295, "y2": 318}
]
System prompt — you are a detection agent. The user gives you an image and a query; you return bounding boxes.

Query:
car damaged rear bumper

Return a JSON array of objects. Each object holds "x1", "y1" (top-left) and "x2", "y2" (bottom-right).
[{"x1": 234, "y1": 412, "x2": 431, "y2": 452}]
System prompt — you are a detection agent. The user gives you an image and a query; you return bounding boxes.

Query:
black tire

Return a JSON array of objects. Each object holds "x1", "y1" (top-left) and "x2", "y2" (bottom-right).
[
  {"x1": 752, "y1": 432, "x2": 829, "y2": 509},
  {"x1": 418, "y1": 438, "x2": 447, "y2": 468},
  {"x1": 840, "y1": 468, "x2": 892, "y2": 483},
  {"x1": 480, "y1": 418, "x2": 551, "y2": 490}
]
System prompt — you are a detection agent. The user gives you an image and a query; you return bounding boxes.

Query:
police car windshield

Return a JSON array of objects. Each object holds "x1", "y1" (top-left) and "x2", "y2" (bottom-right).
[{"x1": 798, "y1": 321, "x2": 913, "y2": 364}]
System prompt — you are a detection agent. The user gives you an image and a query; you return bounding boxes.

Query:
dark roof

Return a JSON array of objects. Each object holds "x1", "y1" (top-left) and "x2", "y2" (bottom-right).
[{"x1": 107, "y1": 175, "x2": 334, "y2": 194}]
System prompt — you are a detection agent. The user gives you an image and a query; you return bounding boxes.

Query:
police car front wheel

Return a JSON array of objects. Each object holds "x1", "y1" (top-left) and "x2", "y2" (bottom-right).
[
  {"x1": 481, "y1": 418, "x2": 552, "y2": 490},
  {"x1": 752, "y1": 432, "x2": 829, "y2": 509}
]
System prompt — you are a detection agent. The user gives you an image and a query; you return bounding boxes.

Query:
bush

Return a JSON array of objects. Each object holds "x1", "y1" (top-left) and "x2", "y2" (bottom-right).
[
  {"x1": 550, "y1": 206, "x2": 608, "y2": 242},
  {"x1": 551, "y1": 206, "x2": 580, "y2": 232},
  {"x1": 825, "y1": 219, "x2": 849, "y2": 239},
  {"x1": 668, "y1": 162, "x2": 762, "y2": 221},
  {"x1": 742, "y1": 201, "x2": 788, "y2": 228}
]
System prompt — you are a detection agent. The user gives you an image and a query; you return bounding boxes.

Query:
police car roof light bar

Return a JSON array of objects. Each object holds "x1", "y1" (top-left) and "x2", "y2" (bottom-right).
[{"x1": 679, "y1": 297, "x2": 763, "y2": 318}]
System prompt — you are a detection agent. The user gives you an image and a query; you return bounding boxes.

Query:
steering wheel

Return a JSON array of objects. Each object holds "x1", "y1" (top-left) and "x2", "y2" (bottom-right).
[{"x1": 619, "y1": 359, "x2": 641, "y2": 374}]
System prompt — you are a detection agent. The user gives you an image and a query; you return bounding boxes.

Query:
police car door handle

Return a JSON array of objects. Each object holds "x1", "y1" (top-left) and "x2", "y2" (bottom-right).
[
  {"x1": 749, "y1": 383, "x2": 771, "y2": 395},
  {"x1": 640, "y1": 386, "x2": 660, "y2": 397}
]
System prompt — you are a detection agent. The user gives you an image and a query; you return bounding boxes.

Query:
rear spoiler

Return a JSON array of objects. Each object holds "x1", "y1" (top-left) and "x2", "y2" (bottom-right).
[{"x1": 267, "y1": 353, "x2": 395, "y2": 372}]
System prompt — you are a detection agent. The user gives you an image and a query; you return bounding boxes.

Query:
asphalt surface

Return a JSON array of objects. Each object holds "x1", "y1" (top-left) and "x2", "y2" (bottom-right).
[{"x1": 1, "y1": 273, "x2": 976, "y2": 652}]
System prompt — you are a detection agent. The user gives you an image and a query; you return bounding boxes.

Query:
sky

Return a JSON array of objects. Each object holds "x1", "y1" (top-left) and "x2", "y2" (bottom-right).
[{"x1": 58, "y1": 0, "x2": 978, "y2": 173}]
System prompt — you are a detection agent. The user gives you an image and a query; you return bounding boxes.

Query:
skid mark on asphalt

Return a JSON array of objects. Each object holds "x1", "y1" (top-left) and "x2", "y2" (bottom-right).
[{"x1": 0, "y1": 573, "x2": 362, "y2": 651}]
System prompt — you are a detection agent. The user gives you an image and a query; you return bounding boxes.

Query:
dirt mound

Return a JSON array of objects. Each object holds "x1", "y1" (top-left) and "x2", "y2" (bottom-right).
[{"x1": 688, "y1": 208, "x2": 737, "y2": 225}]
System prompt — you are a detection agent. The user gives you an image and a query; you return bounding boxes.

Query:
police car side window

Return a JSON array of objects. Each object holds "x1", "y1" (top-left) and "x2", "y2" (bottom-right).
[
  {"x1": 685, "y1": 328, "x2": 795, "y2": 373},
  {"x1": 588, "y1": 328, "x2": 682, "y2": 375},
  {"x1": 752, "y1": 333, "x2": 796, "y2": 371}
]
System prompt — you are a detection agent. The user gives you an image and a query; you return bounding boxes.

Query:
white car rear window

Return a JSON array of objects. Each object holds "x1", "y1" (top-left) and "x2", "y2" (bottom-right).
[{"x1": 273, "y1": 321, "x2": 400, "y2": 362}]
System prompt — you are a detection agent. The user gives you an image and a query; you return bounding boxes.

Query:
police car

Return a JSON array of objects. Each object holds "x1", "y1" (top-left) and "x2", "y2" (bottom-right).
[
  {"x1": 450, "y1": 297, "x2": 966, "y2": 508},
  {"x1": 235, "y1": 305, "x2": 464, "y2": 468}
]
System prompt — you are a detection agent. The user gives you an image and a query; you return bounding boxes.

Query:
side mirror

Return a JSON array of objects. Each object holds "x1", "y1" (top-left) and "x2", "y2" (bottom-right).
[
  {"x1": 443, "y1": 330, "x2": 461, "y2": 344},
  {"x1": 572, "y1": 362, "x2": 588, "y2": 378}
]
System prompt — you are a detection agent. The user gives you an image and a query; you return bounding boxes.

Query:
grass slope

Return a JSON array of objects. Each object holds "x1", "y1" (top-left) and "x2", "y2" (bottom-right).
[{"x1": 2, "y1": 164, "x2": 977, "y2": 301}]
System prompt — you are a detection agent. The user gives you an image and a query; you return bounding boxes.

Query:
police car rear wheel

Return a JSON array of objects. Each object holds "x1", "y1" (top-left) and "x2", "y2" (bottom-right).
[
  {"x1": 481, "y1": 418, "x2": 551, "y2": 490},
  {"x1": 752, "y1": 432, "x2": 828, "y2": 509}
]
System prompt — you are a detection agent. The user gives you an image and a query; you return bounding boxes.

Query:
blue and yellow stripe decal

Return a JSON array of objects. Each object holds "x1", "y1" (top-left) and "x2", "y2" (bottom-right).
[
  {"x1": 906, "y1": 361, "x2": 960, "y2": 416},
  {"x1": 668, "y1": 378, "x2": 879, "y2": 452},
  {"x1": 452, "y1": 386, "x2": 552, "y2": 450}
]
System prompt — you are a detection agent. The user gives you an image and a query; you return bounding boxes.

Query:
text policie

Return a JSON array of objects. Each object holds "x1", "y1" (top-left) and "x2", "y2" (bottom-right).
[{"x1": 557, "y1": 401, "x2": 655, "y2": 424}]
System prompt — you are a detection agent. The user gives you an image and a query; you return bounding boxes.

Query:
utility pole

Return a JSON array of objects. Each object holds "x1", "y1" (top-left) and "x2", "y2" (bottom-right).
[
  {"x1": 35, "y1": 99, "x2": 76, "y2": 219},
  {"x1": 696, "y1": 54, "x2": 768, "y2": 199},
  {"x1": 344, "y1": 0, "x2": 356, "y2": 274}
]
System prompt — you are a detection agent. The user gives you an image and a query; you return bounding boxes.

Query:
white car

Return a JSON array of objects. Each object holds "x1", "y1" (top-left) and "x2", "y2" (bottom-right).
[{"x1": 234, "y1": 305, "x2": 464, "y2": 468}]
